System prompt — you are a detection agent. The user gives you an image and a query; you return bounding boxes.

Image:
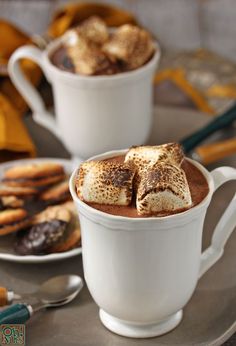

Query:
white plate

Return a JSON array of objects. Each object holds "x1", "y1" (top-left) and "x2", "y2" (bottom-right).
[{"x1": 0, "y1": 157, "x2": 82, "y2": 263}]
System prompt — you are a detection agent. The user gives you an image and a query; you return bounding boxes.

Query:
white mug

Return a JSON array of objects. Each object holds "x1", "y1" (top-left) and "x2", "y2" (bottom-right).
[
  {"x1": 8, "y1": 40, "x2": 160, "y2": 161},
  {"x1": 70, "y1": 149, "x2": 236, "y2": 338}
]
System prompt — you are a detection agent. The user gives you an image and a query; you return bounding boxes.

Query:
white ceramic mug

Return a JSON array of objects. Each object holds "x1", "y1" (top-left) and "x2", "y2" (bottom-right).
[
  {"x1": 8, "y1": 40, "x2": 160, "y2": 161},
  {"x1": 70, "y1": 149, "x2": 236, "y2": 338}
]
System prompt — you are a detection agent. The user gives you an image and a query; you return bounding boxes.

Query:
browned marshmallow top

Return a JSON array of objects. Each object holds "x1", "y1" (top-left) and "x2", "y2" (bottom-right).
[
  {"x1": 103, "y1": 24, "x2": 155, "y2": 70},
  {"x1": 76, "y1": 161, "x2": 135, "y2": 206},
  {"x1": 125, "y1": 143, "x2": 184, "y2": 169},
  {"x1": 75, "y1": 16, "x2": 109, "y2": 45},
  {"x1": 61, "y1": 16, "x2": 155, "y2": 76},
  {"x1": 136, "y1": 163, "x2": 192, "y2": 215},
  {"x1": 76, "y1": 143, "x2": 193, "y2": 216}
]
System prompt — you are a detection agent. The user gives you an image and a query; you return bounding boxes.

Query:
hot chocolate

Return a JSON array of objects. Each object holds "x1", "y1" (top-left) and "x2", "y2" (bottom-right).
[
  {"x1": 87, "y1": 156, "x2": 209, "y2": 217},
  {"x1": 50, "y1": 16, "x2": 156, "y2": 76},
  {"x1": 75, "y1": 144, "x2": 209, "y2": 218}
]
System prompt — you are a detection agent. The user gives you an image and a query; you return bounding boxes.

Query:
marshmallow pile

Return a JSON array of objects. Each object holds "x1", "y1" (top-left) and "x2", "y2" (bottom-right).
[
  {"x1": 62, "y1": 16, "x2": 155, "y2": 76},
  {"x1": 76, "y1": 143, "x2": 192, "y2": 216}
]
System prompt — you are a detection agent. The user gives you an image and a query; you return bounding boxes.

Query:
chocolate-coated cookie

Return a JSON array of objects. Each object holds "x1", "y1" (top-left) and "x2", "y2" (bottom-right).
[
  {"x1": 15, "y1": 219, "x2": 68, "y2": 255},
  {"x1": 48, "y1": 202, "x2": 81, "y2": 253},
  {"x1": 14, "y1": 204, "x2": 72, "y2": 255}
]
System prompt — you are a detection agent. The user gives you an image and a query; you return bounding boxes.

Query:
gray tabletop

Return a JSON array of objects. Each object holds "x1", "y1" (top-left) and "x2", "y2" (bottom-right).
[{"x1": 1, "y1": 106, "x2": 235, "y2": 346}]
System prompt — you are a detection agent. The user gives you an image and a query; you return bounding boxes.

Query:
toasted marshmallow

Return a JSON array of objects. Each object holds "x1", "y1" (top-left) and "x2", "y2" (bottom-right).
[
  {"x1": 76, "y1": 161, "x2": 135, "y2": 206},
  {"x1": 63, "y1": 18, "x2": 111, "y2": 75},
  {"x1": 67, "y1": 41, "x2": 113, "y2": 75},
  {"x1": 62, "y1": 29, "x2": 80, "y2": 47},
  {"x1": 78, "y1": 16, "x2": 109, "y2": 45},
  {"x1": 103, "y1": 24, "x2": 155, "y2": 69},
  {"x1": 125, "y1": 143, "x2": 184, "y2": 169},
  {"x1": 136, "y1": 163, "x2": 192, "y2": 216},
  {"x1": 63, "y1": 17, "x2": 108, "y2": 47}
]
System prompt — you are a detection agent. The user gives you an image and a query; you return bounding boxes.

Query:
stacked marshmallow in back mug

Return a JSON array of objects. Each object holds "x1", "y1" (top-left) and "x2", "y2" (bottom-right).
[
  {"x1": 60, "y1": 16, "x2": 156, "y2": 76},
  {"x1": 76, "y1": 143, "x2": 192, "y2": 216}
]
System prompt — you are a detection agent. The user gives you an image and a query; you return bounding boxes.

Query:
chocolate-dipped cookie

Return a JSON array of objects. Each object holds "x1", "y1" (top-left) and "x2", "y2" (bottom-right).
[
  {"x1": 48, "y1": 202, "x2": 81, "y2": 253},
  {"x1": 14, "y1": 204, "x2": 71, "y2": 255}
]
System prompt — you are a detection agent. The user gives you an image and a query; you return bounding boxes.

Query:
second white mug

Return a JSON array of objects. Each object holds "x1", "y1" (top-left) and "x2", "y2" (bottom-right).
[{"x1": 8, "y1": 39, "x2": 160, "y2": 161}]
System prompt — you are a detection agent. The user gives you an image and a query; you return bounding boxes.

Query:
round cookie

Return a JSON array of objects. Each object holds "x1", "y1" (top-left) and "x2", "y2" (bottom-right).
[
  {"x1": 0, "y1": 196, "x2": 24, "y2": 210},
  {"x1": 0, "y1": 209, "x2": 30, "y2": 236},
  {"x1": 32, "y1": 204, "x2": 71, "y2": 224},
  {"x1": 3, "y1": 163, "x2": 65, "y2": 188},
  {"x1": 48, "y1": 201, "x2": 81, "y2": 253},
  {"x1": 0, "y1": 184, "x2": 37, "y2": 197},
  {"x1": 39, "y1": 180, "x2": 70, "y2": 205},
  {"x1": 48, "y1": 227, "x2": 81, "y2": 253}
]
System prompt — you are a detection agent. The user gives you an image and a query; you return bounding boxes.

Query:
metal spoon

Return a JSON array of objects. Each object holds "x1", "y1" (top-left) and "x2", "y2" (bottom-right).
[
  {"x1": 0, "y1": 275, "x2": 82, "y2": 307},
  {"x1": 0, "y1": 275, "x2": 83, "y2": 324}
]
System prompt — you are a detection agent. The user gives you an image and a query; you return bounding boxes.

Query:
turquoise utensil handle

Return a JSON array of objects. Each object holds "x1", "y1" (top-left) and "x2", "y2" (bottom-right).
[
  {"x1": 0, "y1": 304, "x2": 31, "y2": 324},
  {"x1": 180, "y1": 104, "x2": 236, "y2": 153}
]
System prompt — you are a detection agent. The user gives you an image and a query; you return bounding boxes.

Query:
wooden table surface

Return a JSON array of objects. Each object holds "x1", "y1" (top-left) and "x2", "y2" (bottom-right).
[{"x1": 1, "y1": 106, "x2": 235, "y2": 346}]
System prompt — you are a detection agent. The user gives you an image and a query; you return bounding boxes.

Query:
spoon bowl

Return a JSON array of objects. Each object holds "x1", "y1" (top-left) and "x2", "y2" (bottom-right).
[{"x1": 37, "y1": 275, "x2": 83, "y2": 304}]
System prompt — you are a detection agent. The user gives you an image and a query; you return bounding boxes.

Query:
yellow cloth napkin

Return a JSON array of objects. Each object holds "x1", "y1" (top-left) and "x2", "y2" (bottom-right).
[
  {"x1": 0, "y1": 19, "x2": 41, "y2": 161},
  {"x1": 48, "y1": 3, "x2": 137, "y2": 38},
  {"x1": 0, "y1": 3, "x2": 136, "y2": 162},
  {"x1": 0, "y1": 94, "x2": 36, "y2": 162}
]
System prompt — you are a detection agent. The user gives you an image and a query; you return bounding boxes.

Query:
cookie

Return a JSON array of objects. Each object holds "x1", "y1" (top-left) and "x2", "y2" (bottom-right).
[
  {"x1": 14, "y1": 204, "x2": 72, "y2": 255},
  {"x1": 48, "y1": 201, "x2": 80, "y2": 253},
  {"x1": 0, "y1": 209, "x2": 30, "y2": 236},
  {"x1": 32, "y1": 204, "x2": 71, "y2": 224},
  {"x1": 49, "y1": 227, "x2": 81, "y2": 253},
  {"x1": 3, "y1": 163, "x2": 65, "y2": 188},
  {"x1": 39, "y1": 180, "x2": 70, "y2": 205},
  {"x1": 0, "y1": 184, "x2": 37, "y2": 197},
  {"x1": 0, "y1": 196, "x2": 24, "y2": 210}
]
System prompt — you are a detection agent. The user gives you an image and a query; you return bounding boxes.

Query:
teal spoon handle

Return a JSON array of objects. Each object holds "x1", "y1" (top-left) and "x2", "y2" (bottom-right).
[
  {"x1": 180, "y1": 104, "x2": 236, "y2": 153},
  {"x1": 0, "y1": 304, "x2": 31, "y2": 324}
]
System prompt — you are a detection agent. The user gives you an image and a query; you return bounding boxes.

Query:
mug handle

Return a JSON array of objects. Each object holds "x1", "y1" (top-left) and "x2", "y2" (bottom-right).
[
  {"x1": 199, "y1": 166, "x2": 236, "y2": 278},
  {"x1": 8, "y1": 45, "x2": 60, "y2": 138}
]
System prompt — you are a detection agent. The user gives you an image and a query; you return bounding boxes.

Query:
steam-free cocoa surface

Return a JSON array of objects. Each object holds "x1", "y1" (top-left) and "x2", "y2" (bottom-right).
[{"x1": 88, "y1": 155, "x2": 209, "y2": 217}]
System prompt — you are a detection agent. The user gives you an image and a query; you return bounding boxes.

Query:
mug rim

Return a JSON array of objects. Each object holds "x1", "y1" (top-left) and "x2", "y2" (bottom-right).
[
  {"x1": 69, "y1": 149, "x2": 214, "y2": 226},
  {"x1": 43, "y1": 37, "x2": 161, "y2": 82}
]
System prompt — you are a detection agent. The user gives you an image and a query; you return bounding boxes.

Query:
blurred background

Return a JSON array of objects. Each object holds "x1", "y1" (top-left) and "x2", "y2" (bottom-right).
[{"x1": 1, "y1": 0, "x2": 236, "y2": 61}]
